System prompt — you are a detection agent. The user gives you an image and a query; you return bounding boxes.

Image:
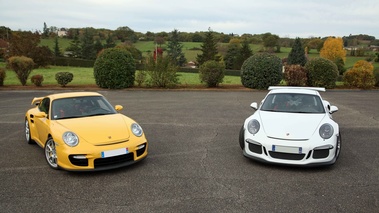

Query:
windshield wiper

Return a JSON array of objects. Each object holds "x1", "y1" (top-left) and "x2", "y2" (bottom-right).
[{"x1": 87, "y1": 112, "x2": 113, "y2": 117}]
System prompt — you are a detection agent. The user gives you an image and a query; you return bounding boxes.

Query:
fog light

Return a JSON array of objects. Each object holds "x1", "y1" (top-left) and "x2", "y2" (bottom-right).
[
  {"x1": 137, "y1": 144, "x2": 145, "y2": 150},
  {"x1": 314, "y1": 145, "x2": 333, "y2": 150},
  {"x1": 72, "y1": 155, "x2": 87, "y2": 159}
]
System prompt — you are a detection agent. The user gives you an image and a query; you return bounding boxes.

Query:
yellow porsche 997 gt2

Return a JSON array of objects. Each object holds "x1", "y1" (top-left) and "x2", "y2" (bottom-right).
[{"x1": 25, "y1": 92, "x2": 148, "y2": 171}]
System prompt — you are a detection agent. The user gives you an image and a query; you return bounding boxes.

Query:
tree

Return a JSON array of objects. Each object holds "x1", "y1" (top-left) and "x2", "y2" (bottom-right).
[
  {"x1": 81, "y1": 28, "x2": 96, "y2": 59},
  {"x1": 192, "y1": 33, "x2": 204, "y2": 42},
  {"x1": 196, "y1": 29, "x2": 221, "y2": 65},
  {"x1": 8, "y1": 31, "x2": 40, "y2": 57},
  {"x1": 42, "y1": 22, "x2": 49, "y2": 38},
  {"x1": 224, "y1": 42, "x2": 241, "y2": 70},
  {"x1": 66, "y1": 34, "x2": 81, "y2": 58},
  {"x1": 320, "y1": 37, "x2": 346, "y2": 62},
  {"x1": 166, "y1": 29, "x2": 186, "y2": 67},
  {"x1": 116, "y1": 43, "x2": 142, "y2": 68},
  {"x1": 262, "y1": 33, "x2": 280, "y2": 52},
  {"x1": 93, "y1": 38, "x2": 103, "y2": 55},
  {"x1": 7, "y1": 31, "x2": 52, "y2": 67},
  {"x1": 0, "y1": 26, "x2": 11, "y2": 40},
  {"x1": 104, "y1": 34, "x2": 116, "y2": 49},
  {"x1": 154, "y1": 36, "x2": 165, "y2": 47},
  {"x1": 306, "y1": 38, "x2": 324, "y2": 52},
  {"x1": 287, "y1": 37, "x2": 307, "y2": 66},
  {"x1": 115, "y1": 26, "x2": 137, "y2": 43},
  {"x1": 237, "y1": 39, "x2": 253, "y2": 69},
  {"x1": 54, "y1": 37, "x2": 61, "y2": 57}
]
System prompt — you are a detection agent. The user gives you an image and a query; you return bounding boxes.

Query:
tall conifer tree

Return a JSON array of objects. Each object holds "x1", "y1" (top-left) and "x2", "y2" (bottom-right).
[
  {"x1": 288, "y1": 37, "x2": 307, "y2": 66},
  {"x1": 166, "y1": 29, "x2": 186, "y2": 67},
  {"x1": 196, "y1": 28, "x2": 220, "y2": 65}
]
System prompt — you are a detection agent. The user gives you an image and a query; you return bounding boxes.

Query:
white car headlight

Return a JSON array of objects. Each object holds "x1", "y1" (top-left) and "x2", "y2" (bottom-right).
[
  {"x1": 319, "y1": 123, "x2": 334, "y2": 139},
  {"x1": 247, "y1": 119, "x2": 260, "y2": 135},
  {"x1": 62, "y1": 131, "x2": 79, "y2": 147},
  {"x1": 131, "y1": 123, "x2": 143, "y2": 137}
]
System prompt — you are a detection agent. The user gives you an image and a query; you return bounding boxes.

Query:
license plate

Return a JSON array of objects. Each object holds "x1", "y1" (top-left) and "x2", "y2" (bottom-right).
[
  {"x1": 101, "y1": 148, "x2": 128, "y2": 158},
  {"x1": 272, "y1": 145, "x2": 302, "y2": 154}
]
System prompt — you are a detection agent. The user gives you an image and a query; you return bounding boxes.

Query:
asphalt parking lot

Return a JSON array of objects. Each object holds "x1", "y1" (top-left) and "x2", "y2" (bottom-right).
[{"x1": 0, "y1": 89, "x2": 378, "y2": 212}]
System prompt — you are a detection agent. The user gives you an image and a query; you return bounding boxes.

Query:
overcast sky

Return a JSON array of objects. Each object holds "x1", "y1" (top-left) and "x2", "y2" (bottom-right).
[{"x1": 1, "y1": 0, "x2": 378, "y2": 38}]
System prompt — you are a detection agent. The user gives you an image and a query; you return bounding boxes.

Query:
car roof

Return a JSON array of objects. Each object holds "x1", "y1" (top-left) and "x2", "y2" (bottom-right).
[
  {"x1": 268, "y1": 86, "x2": 325, "y2": 95},
  {"x1": 31, "y1": 92, "x2": 103, "y2": 105}
]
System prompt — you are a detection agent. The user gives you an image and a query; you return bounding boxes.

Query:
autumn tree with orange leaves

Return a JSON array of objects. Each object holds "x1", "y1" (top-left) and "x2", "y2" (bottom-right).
[{"x1": 320, "y1": 37, "x2": 346, "y2": 62}]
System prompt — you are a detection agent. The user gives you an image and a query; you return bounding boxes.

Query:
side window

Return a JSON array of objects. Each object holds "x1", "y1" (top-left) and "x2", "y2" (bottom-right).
[{"x1": 38, "y1": 98, "x2": 50, "y2": 115}]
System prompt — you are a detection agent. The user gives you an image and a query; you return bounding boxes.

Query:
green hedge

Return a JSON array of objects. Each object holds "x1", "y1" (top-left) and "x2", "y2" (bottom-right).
[
  {"x1": 178, "y1": 67, "x2": 240, "y2": 76},
  {"x1": 53, "y1": 57, "x2": 95, "y2": 67}
]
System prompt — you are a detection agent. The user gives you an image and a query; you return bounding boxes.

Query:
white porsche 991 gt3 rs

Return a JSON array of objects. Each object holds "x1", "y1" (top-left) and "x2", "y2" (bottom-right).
[{"x1": 240, "y1": 87, "x2": 341, "y2": 166}]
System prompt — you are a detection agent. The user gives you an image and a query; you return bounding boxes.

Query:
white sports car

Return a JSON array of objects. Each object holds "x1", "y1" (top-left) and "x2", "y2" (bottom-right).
[{"x1": 240, "y1": 86, "x2": 341, "y2": 166}]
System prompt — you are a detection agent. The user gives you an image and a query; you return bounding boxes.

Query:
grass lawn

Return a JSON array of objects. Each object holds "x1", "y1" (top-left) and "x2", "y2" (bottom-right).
[{"x1": 0, "y1": 63, "x2": 242, "y2": 87}]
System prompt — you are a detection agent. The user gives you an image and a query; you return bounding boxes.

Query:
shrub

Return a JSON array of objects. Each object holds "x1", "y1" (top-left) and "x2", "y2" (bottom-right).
[
  {"x1": 94, "y1": 48, "x2": 136, "y2": 89},
  {"x1": 144, "y1": 54, "x2": 179, "y2": 88},
  {"x1": 240, "y1": 52, "x2": 282, "y2": 89},
  {"x1": 199, "y1": 60, "x2": 225, "y2": 87},
  {"x1": 0, "y1": 67, "x2": 6, "y2": 86},
  {"x1": 374, "y1": 68, "x2": 379, "y2": 87},
  {"x1": 305, "y1": 57, "x2": 338, "y2": 89},
  {"x1": 343, "y1": 60, "x2": 375, "y2": 89},
  {"x1": 55, "y1": 72, "x2": 73, "y2": 87},
  {"x1": 283, "y1": 65, "x2": 307, "y2": 86},
  {"x1": 135, "y1": 70, "x2": 147, "y2": 86},
  {"x1": 7, "y1": 56, "x2": 35, "y2": 86},
  {"x1": 31, "y1": 74, "x2": 44, "y2": 87},
  {"x1": 334, "y1": 57, "x2": 346, "y2": 75},
  {"x1": 352, "y1": 60, "x2": 374, "y2": 71}
]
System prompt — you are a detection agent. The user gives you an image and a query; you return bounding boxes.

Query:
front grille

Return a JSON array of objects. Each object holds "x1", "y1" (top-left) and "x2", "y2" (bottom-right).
[
  {"x1": 248, "y1": 143, "x2": 262, "y2": 154},
  {"x1": 94, "y1": 152, "x2": 134, "y2": 168},
  {"x1": 269, "y1": 151, "x2": 305, "y2": 160},
  {"x1": 69, "y1": 155, "x2": 89, "y2": 166},
  {"x1": 313, "y1": 149, "x2": 329, "y2": 159},
  {"x1": 136, "y1": 143, "x2": 147, "y2": 157}
]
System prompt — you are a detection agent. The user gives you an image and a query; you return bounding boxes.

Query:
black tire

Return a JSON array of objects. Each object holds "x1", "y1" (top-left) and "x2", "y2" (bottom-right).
[
  {"x1": 44, "y1": 137, "x2": 59, "y2": 170},
  {"x1": 239, "y1": 125, "x2": 245, "y2": 150},
  {"x1": 25, "y1": 118, "x2": 34, "y2": 144}
]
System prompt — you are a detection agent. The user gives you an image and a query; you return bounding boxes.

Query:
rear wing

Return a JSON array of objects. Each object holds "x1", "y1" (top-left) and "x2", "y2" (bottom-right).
[
  {"x1": 268, "y1": 86, "x2": 326, "y2": 92},
  {"x1": 31, "y1": 97, "x2": 43, "y2": 105}
]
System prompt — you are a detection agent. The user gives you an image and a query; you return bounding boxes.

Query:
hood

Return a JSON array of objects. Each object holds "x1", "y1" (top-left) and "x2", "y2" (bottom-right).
[
  {"x1": 56, "y1": 114, "x2": 130, "y2": 145},
  {"x1": 258, "y1": 111, "x2": 325, "y2": 140}
]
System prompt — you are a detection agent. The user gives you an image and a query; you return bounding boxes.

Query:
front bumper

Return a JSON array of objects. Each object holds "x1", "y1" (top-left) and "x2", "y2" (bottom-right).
[
  {"x1": 243, "y1": 135, "x2": 339, "y2": 167},
  {"x1": 55, "y1": 139, "x2": 148, "y2": 171}
]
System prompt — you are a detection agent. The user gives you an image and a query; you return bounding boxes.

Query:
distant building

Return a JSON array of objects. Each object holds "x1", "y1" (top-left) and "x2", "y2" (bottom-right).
[
  {"x1": 57, "y1": 28, "x2": 67, "y2": 37},
  {"x1": 186, "y1": 61, "x2": 197, "y2": 68}
]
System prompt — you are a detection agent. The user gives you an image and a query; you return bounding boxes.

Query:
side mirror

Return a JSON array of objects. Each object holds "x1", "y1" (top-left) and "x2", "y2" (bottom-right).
[
  {"x1": 250, "y1": 102, "x2": 258, "y2": 110},
  {"x1": 115, "y1": 105, "x2": 123, "y2": 112},
  {"x1": 330, "y1": 106, "x2": 338, "y2": 114}
]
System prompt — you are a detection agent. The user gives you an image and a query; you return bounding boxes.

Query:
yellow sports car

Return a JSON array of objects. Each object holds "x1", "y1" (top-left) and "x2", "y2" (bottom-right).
[{"x1": 25, "y1": 92, "x2": 148, "y2": 171}]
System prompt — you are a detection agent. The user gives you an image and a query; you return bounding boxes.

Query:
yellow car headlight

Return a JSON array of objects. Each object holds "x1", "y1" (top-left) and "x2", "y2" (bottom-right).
[
  {"x1": 131, "y1": 123, "x2": 143, "y2": 137},
  {"x1": 63, "y1": 131, "x2": 79, "y2": 147}
]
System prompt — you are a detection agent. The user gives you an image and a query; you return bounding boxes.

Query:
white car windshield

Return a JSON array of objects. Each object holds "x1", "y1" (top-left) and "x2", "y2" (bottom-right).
[
  {"x1": 51, "y1": 96, "x2": 117, "y2": 120},
  {"x1": 260, "y1": 93, "x2": 325, "y2": 113}
]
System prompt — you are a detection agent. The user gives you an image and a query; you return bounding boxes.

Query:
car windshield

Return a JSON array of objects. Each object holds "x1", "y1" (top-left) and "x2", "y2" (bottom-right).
[
  {"x1": 51, "y1": 96, "x2": 117, "y2": 120},
  {"x1": 260, "y1": 93, "x2": 325, "y2": 113}
]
